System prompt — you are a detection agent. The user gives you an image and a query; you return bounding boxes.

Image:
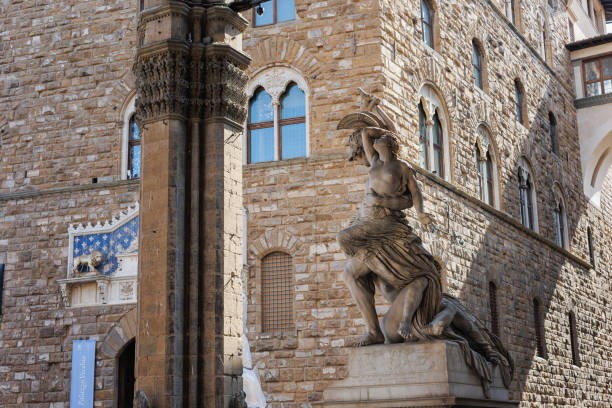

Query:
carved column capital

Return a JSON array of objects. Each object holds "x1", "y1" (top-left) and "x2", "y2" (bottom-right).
[
  {"x1": 203, "y1": 44, "x2": 251, "y2": 126},
  {"x1": 134, "y1": 41, "x2": 191, "y2": 123}
]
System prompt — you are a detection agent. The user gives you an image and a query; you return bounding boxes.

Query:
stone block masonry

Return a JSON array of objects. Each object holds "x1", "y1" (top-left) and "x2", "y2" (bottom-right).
[{"x1": 242, "y1": 0, "x2": 612, "y2": 407}]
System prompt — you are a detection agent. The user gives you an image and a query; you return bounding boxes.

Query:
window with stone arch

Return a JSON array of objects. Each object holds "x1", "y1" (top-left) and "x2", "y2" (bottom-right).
[
  {"x1": 475, "y1": 126, "x2": 499, "y2": 209},
  {"x1": 420, "y1": 0, "x2": 439, "y2": 50},
  {"x1": 552, "y1": 183, "x2": 569, "y2": 250},
  {"x1": 504, "y1": 0, "x2": 521, "y2": 28},
  {"x1": 245, "y1": 67, "x2": 309, "y2": 164},
  {"x1": 549, "y1": 112, "x2": 558, "y2": 155},
  {"x1": 417, "y1": 84, "x2": 451, "y2": 181},
  {"x1": 537, "y1": 10, "x2": 551, "y2": 64},
  {"x1": 472, "y1": 38, "x2": 487, "y2": 92},
  {"x1": 261, "y1": 251, "x2": 295, "y2": 333},
  {"x1": 121, "y1": 94, "x2": 141, "y2": 180},
  {"x1": 517, "y1": 157, "x2": 538, "y2": 232},
  {"x1": 514, "y1": 79, "x2": 527, "y2": 126},
  {"x1": 254, "y1": 0, "x2": 296, "y2": 27}
]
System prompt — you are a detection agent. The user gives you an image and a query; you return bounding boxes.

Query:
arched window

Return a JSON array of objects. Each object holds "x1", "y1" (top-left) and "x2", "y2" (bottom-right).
[
  {"x1": 537, "y1": 12, "x2": 547, "y2": 61},
  {"x1": 568, "y1": 312, "x2": 580, "y2": 366},
  {"x1": 549, "y1": 112, "x2": 558, "y2": 155},
  {"x1": 418, "y1": 85, "x2": 450, "y2": 181},
  {"x1": 254, "y1": 0, "x2": 296, "y2": 26},
  {"x1": 128, "y1": 115, "x2": 141, "y2": 179},
  {"x1": 419, "y1": 102, "x2": 428, "y2": 169},
  {"x1": 248, "y1": 88, "x2": 275, "y2": 163},
  {"x1": 514, "y1": 79, "x2": 526, "y2": 125},
  {"x1": 518, "y1": 158, "x2": 538, "y2": 231},
  {"x1": 533, "y1": 298, "x2": 547, "y2": 359},
  {"x1": 261, "y1": 251, "x2": 294, "y2": 332},
  {"x1": 587, "y1": 226, "x2": 595, "y2": 267},
  {"x1": 489, "y1": 281, "x2": 500, "y2": 337},
  {"x1": 475, "y1": 126, "x2": 499, "y2": 208},
  {"x1": 121, "y1": 95, "x2": 140, "y2": 180},
  {"x1": 472, "y1": 39, "x2": 484, "y2": 90},
  {"x1": 280, "y1": 84, "x2": 307, "y2": 160},
  {"x1": 246, "y1": 68, "x2": 309, "y2": 164},
  {"x1": 553, "y1": 184, "x2": 568, "y2": 249},
  {"x1": 432, "y1": 111, "x2": 443, "y2": 177},
  {"x1": 421, "y1": 0, "x2": 434, "y2": 48}
]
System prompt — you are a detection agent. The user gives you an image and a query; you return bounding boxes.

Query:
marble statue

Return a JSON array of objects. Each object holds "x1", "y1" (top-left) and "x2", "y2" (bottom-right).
[{"x1": 337, "y1": 89, "x2": 514, "y2": 396}]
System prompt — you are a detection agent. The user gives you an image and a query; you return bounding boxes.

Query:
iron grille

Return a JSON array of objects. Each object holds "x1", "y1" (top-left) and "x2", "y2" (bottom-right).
[{"x1": 261, "y1": 252, "x2": 294, "y2": 332}]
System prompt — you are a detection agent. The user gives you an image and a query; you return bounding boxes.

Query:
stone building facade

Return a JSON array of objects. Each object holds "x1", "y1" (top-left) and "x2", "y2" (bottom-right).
[
  {"x1": 241, "y1": 0, "x2": 612, "y2": 407},
  {"x1": 0, "y1": 0, "x2": 610, "y2": 408}
]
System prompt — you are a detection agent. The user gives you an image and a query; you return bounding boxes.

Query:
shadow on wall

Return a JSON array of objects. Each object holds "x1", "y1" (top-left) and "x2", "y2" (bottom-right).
[{"x1": 446, "y1": 75, "x2": 600, "y2": 402}]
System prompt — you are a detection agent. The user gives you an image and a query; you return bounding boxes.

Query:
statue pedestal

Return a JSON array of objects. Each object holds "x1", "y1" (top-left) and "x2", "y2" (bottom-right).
[{"x1": 320, "y1": 341, "x2": 518, "y2": 408}]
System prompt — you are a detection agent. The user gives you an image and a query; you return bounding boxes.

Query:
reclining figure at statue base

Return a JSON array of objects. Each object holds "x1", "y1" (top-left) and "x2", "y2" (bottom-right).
[{"x1": 336, "y1": 89, "x2": 514, "y2": 397}]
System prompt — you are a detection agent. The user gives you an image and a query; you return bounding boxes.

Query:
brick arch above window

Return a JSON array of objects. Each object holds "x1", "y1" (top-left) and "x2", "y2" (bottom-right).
[
  {"x1": 247, "y1": 37, "x2": 321, "y2": 79},
  {"x1": 247, "y1": 229, "x2": 304, "y2": 262}
]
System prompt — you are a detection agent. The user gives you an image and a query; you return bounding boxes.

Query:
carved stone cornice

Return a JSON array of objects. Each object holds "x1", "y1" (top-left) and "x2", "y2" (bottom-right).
[
  {"x1": 134, "y1": 40, "x2": 191, "y2": 122},
  {"x1": 203, "y1": 44, "x2": 251, "y2": 125}
]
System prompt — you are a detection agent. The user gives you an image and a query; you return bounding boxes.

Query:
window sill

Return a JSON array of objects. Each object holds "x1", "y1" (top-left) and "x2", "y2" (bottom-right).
[
  {"x1": 574, "y1": 92, "x2": 612, "y2": 108},
  {"x1": 252, "y1": 18, "x2": 297, "y2": 29},
  {"x1": 244, "y1": 153, "x2": 346, "y2": 170}
]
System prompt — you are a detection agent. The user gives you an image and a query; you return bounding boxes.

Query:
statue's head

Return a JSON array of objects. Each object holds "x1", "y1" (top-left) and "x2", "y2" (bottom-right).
[
  {"x1": 347, "y1": 130, "x2": 367, "y2": 165},
  {"x1": 373, "y1": 133, "x2": 400, "y2": 159},
  {"x1": 90, "y1": 251, "x2": 103, "y2": 266}
]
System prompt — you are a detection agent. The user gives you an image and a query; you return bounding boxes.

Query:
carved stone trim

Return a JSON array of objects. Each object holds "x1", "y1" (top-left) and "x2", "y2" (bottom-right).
[
  {"x1": 135, "y1": 41, "x2": 191, "y2": 122},
  {"x1": 206, "y1": 5, "x2": 249, "y2": 33},
  {"x1": 203, "y1": 44, "x2": 251, "y2": 124}
]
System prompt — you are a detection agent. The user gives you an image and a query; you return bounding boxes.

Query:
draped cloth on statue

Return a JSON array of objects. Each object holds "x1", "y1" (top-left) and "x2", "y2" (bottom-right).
[
  {"x1": 337, "y1": 204, "x2": 442, "y2": 339},
  {"x1": 441, "y1": 295, "x2": 514, "y2": 393}
]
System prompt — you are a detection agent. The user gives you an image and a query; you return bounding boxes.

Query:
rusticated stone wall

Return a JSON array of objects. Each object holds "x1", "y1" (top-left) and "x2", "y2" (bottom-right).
[
  {"x1": 0, "y1": 0, "x2": 140, "y2": 406},
  {"x1": 242, "y1": 0, "x2": 612, "y2": 407},
  {"x1": 0, "y1": 184, "x2": 139, "y2": 407}
]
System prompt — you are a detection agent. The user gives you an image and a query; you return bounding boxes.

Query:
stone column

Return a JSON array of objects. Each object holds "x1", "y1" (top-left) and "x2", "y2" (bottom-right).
[{"x1": 134, "y1": 1, "x2": 250, "y2": 406}]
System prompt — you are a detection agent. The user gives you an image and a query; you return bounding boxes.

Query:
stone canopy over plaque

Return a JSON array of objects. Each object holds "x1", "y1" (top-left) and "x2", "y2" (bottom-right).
[{"x1": 58, "y1": 203, "x2": 139, "y2": 307}]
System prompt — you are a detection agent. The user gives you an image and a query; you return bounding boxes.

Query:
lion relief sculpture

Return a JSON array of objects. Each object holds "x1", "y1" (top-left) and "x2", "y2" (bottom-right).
[{"x1": 72, "y1": 251, "x2": 103, "y2": 275}]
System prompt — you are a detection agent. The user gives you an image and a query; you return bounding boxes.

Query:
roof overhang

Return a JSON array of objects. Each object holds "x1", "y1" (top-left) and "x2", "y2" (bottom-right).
[
  {"x1": 566, "y1": 33, "x2": 612, "y2": 51},
  {"x1": 603, "y1": 0, "x2": 612, "y2": 21}
]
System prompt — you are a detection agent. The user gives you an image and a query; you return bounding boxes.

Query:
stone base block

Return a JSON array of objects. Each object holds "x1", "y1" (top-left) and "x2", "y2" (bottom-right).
[{"x1": 318, "y1": 341, "x2": 518, "y2": 408}]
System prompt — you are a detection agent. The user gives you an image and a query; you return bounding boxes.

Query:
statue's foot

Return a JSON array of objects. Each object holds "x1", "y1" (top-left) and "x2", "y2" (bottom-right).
[
  {"x1": 398, "y1": 321, "x2": 416, "y2": 341},
  {"x1": 422, "y1": 320, "x2": 446, "y2": 337},
  {"x1": 354, "y1": 331, "x2": 385, "y2": 347}
]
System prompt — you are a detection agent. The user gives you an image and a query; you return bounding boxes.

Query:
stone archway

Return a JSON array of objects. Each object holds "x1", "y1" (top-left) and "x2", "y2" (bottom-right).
[{"x1": 99, "y1": 308, "x2": 137, "y2": 408}]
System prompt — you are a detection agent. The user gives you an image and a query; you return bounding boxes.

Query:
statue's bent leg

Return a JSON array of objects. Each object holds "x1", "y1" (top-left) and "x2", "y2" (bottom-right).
[
  {"x1": 381, "y1": 277, "x2": 428, "y2": 343},
  {"x1": 452, "y1": 310, "x2": 500, "y2": 363},
  {"x1": 341, "y1": 259, "x2": 384, "y2": 346},
  {"x1": 422, "y1": 299, "x2": 457, "y2": 337}
]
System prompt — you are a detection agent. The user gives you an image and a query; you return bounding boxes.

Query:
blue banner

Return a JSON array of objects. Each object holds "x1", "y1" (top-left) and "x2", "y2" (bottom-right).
[{"x1": 70, "y1": 339, "x2": 96, "y2": 408}]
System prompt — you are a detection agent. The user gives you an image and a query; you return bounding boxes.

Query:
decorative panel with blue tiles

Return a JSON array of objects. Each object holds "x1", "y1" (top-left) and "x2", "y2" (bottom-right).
[
  {"x1": 67, "y1": 203, "x2": 140, "y2": 278},
  {"x1": 72, "y1": 217, "x2": 138, "y2": 276}
]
